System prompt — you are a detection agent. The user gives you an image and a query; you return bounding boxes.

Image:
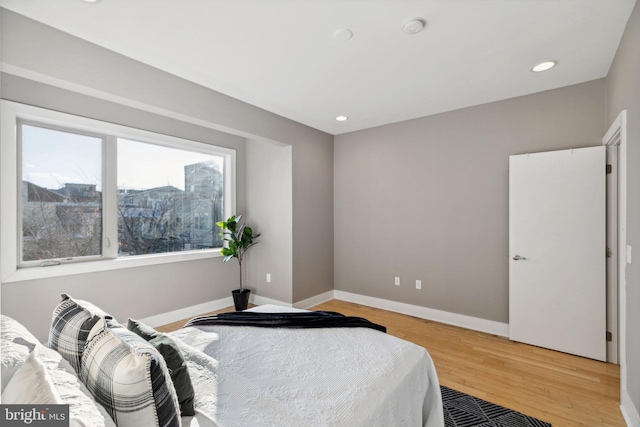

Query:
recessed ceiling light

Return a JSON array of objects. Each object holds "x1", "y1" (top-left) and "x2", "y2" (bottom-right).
[
  {"x1": 80, "y1": 0, "x2": 101, "y2": 3},
  {"x1": 335, "y1": 115, "x2": 349, "y2": 122},
  {"x1": 531, "y1": 61, "x2": 557, "y2": 72}
]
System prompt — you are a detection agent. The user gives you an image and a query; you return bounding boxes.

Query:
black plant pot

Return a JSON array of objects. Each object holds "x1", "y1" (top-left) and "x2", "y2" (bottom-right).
[{"x1": 232, "y1": 289, "x2": 251, "y2": 311}]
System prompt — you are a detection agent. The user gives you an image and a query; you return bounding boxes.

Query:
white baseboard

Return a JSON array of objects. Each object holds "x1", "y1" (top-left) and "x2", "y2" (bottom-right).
[
  {"x1": 139, "y1": 296, "x2": 233, "y2": 328},
  {"x1": 621, "y1": 389, "x2": 640, "y2": 427},
  {"x1": 333, "y1": 290, "x2": 510, "y2": 337},
  {"x1": 249, "y1": 293, "x2": 292, "y2": 307},
  {"x1": 293, "y1": 290, "x2": 334, "y2": 309},
  {"x1": 144, "y1": 290, "x2": 509, "y2": 337}
]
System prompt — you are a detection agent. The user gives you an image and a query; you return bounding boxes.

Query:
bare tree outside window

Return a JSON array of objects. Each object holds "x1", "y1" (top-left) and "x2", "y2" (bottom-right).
[
  {"x1": 20, "y1": 124, "x2": 103, "y2": 262},
  {"x1": 22, "y1": 183, "x2": 102, "y2": 261}
]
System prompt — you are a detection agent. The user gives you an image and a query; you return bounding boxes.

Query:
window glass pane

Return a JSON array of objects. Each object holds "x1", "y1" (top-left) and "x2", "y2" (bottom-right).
[
  {"x1": 117, "y1": 139, "x2": 225, "y2": 256},
  {"x1": 21, "y1": 124, "x2": 103, "y2": 262}
]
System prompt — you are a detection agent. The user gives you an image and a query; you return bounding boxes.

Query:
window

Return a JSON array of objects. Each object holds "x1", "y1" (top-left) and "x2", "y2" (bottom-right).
[
  {"x1": 1, "y1": 101, "x2": 236, "y2": 281},
  {"x1": 20, "y1": 123, "x2": 104, "y2": 264},
  {"x1": 117, "y1": 139, "x2": 225, "y2": 256}
]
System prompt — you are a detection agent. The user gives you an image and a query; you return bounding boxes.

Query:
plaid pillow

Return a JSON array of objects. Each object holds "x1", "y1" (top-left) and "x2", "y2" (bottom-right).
[
  {"x1": 81, "y1": 318, "x2": 181, "y2": 427},
  {"x1": 48, "y1": 294, "x2": 111, "y2": 373}
]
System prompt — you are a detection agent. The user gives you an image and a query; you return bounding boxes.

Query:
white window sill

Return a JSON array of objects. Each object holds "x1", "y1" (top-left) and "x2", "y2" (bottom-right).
[{"x1": 2, "y1": 250, "x2": 222, "y2": 283}]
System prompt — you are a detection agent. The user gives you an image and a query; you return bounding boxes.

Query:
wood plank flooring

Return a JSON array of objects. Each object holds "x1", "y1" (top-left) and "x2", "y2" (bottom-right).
[{"x1": 157, "y1": 299, "x2": 624, "y2": 426}]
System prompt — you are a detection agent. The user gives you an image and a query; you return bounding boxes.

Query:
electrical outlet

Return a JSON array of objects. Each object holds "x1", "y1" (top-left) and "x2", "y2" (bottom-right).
[
  {"x1": 266, "y1": 273, "x2": 271, "y2": 283},
  {"x1": 416, "y1": 280, "x2": 422, "y2": 290},
  {"x1": 394, "y1": 277, "x2": 400, "y2": 286}
]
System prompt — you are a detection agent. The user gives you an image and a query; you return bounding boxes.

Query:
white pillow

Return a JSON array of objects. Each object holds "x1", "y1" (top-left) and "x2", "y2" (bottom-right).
[
  {"x1": 1, "y1": 340, "x2": 30, "y2": 392},
  {"x1": 1, "y1": 314, "x2": 40, "y2": 345},
  {"x1": 2, "y1": 351, "x2": 61, "y2": 404},
  {"x1": 1, "y1": 314, "x2": 39, "y2": 391}
]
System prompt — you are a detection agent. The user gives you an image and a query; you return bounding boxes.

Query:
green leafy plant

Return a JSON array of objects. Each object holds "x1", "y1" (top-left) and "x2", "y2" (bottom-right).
[{"x1": 216, "y1": 215, "x2": 260, "y2": 291}]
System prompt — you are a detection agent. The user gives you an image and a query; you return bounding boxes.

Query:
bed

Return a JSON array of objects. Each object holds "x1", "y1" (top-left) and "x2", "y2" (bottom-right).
[
  {"x1": 1, "y1": 296, "x2": 444, "y2": 427},
  {"x1": 171, "y1": 305, "x2": 443, "y2": 427}
]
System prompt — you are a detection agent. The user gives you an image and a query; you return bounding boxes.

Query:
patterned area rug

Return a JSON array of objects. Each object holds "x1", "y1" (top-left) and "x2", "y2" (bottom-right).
[{"x1": 441, "y1": 386, "x2": 552, "y2": 427}]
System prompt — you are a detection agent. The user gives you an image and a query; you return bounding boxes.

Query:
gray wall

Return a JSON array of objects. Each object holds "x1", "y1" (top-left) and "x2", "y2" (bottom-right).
[
  {"x1": 0, "y1": 9, "x2": 334, "y2": 340},
  {"x1": 605, "y1": 0, "x2": 640, "y2": 417},
  {"x1": 334, "y1": 79, "x2": 605, "y2": 323},
  {"x1": 246, "y1": 139, "x2": 293, "y2": 303}
]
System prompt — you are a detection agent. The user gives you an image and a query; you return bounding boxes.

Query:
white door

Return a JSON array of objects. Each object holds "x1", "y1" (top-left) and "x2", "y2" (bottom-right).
[{"x1": 509, "y1": 146, "x2": 606, "y2": 361}]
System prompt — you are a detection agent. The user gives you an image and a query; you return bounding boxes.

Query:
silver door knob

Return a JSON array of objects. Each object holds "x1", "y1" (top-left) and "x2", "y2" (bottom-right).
[{"x1": 512, "y1": 254, "x2": 526, "y2": 261}]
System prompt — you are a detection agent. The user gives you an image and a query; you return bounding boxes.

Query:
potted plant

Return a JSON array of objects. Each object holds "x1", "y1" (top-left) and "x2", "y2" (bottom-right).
[{"x1": 216, "y1": 215, "x2": 260, "y2": 311}]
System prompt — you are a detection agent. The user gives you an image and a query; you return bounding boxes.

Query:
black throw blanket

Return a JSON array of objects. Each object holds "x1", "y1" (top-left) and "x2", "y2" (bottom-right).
[{"x1": 183, "y1": 310, "x2": 386, "y2": 333}]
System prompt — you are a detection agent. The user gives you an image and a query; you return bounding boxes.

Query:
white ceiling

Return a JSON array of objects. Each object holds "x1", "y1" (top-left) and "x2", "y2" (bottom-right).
[{"x1": 0, "y1": 0, "x2": 636, "y2": 135}]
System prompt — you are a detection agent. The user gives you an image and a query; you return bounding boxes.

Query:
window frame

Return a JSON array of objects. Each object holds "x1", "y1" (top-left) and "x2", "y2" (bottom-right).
[
  {"x1": 17, "y1": 119, "x2": 108, "y2": 267},
  {"x1": 1, "y1": 100, "x2": 236, "y2": 283}
]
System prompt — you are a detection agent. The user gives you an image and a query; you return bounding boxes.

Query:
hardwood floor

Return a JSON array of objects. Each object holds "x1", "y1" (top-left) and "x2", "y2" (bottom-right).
[{"x1": 157, "y1": 299, "x2": 624, "y2": 426}]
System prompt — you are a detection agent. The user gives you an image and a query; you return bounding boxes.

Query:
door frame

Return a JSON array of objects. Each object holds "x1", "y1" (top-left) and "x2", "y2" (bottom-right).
[
  {"x1": 601, "y1": 110, "x2": 627, "y2": 389},
  {"x1": 605, "y1": 136, "x2": 619, "y2": 364}
]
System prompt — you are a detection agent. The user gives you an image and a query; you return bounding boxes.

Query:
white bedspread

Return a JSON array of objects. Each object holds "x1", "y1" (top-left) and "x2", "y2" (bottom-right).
[{"x1": 170, "y1": 305, "x2": 443, "y2": 427}]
